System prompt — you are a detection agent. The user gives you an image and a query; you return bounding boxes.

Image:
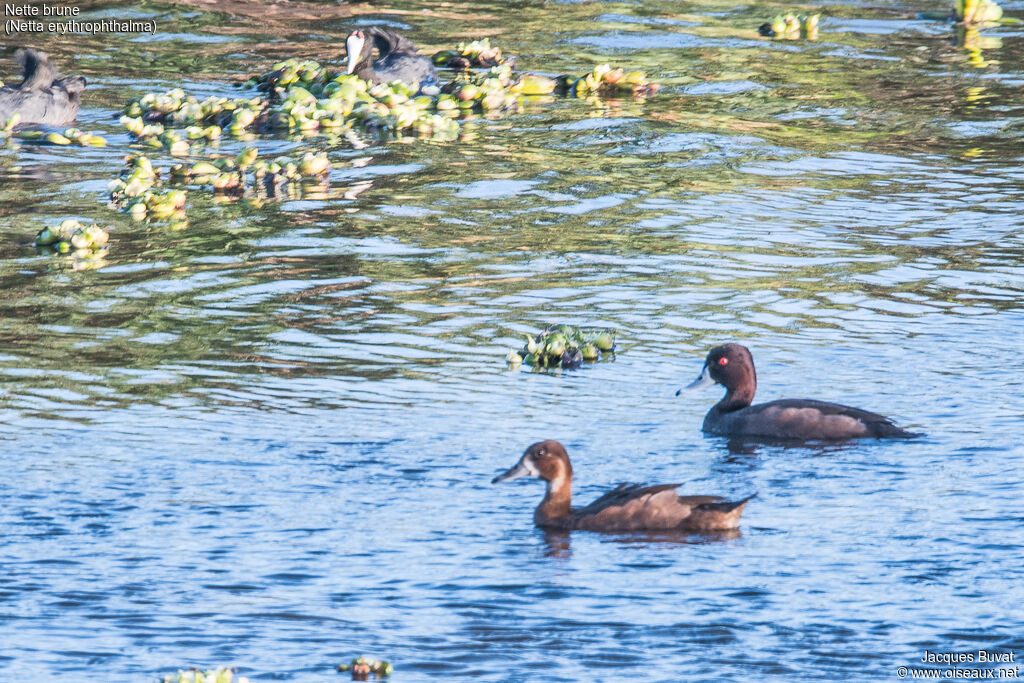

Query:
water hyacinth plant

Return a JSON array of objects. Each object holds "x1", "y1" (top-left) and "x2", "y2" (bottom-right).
[
  {"x1": 0, "y1": 112, "x2": 18, "y2": 138},
  {"x1": 162, "y1": 667, "x2": 249, "y2": 683},
  {"x1": 120, "y1": 41, "x2": 658, "y2": 146},
  {"x1": 167, "y1": 147, "x2": 332, "y2": 197},
  {"x1": 108, "y1": 155, "x2": 188, "y2": 223},
  {"x1": 507, "y1": 324, "x2": 616, "y2": 370},
  {"x1": 432, "y1": 38, "x2": 509, "y2": 69},
  {"x1": 758, "y1": 13, "x2": 820, "y2": 39},
  {"x1": 555, "y1": 63, "x2": 660, "y2": 98},
  {"x1": 338, "y1": 656, "x2": 393, "y2": 679},
  {"x1": 34, "y1": 218, "x2": 109, "y2": 258},
  {"x1": 13, "y1": 126, "x2": 106, "y2": 147}
]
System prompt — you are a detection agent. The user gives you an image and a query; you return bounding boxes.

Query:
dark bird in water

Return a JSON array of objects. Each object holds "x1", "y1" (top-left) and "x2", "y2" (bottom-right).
[
  {"x1": 345, "y1": 28, "x2": 438, "y2": 89},
  {"x1": 678, "y1": 343, "x2": 921, "y2": 441},
  {"x1": 0, "y1": 49, "x2": 87, "y2": 126},
  {"x1": 492, "y1": 440, "x2": 755, "y2": 532}
]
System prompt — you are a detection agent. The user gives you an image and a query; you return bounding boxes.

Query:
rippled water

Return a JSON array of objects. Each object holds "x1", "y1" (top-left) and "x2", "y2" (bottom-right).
[{"x1": 1, "y1": 0, "x2": 1023, "y2": 680}]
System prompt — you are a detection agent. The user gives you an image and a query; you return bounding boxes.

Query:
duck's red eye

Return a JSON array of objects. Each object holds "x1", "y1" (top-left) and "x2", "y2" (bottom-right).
[{"x1": 718, "y1": 357, "x2": 729, "y2": 366}]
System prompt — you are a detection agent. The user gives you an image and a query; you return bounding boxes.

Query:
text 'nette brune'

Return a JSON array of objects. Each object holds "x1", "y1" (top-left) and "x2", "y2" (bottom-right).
[{"x1": 5, "y1": 5, "x2": 80, "y2": 15}]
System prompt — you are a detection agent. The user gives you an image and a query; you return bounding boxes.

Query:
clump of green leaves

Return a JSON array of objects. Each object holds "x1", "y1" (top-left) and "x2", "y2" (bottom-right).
[
  {"x1": 15, "y1": 127, "x2": 107, "y2": 147},
  {"x1": 168, "y1": 147, "x2": 332, "y2": 196},
  {"x1": 34, "y1": 218, "x2": 109, "y2": 261},
  {"x1": 162, "y1": 666, "x2": 249, "y2": 683},
  {"x1": 338, "y1": 656, "x2": 393, "y2": 679},
  {"x1": 555, "y1": 64, "x2": 660, "y2": 98},
  {"x1": 122, "y1": 43, "x2": 660, "y2": 147},
  {"x1": 108, "y1": 155, "x2": 188, "y2": 223},
  {"x1": 507, "y1": 324, "x2": 616, "y2": 370},
  {"x1": 433, "y1": 38, "x2": 508, "y2": 68},
  {"x1": 758, "y1": 13, "x2": 820, "y2": 39},
  {"x1": 1, "y1": 112, "x2": 20, "y2": 138}
]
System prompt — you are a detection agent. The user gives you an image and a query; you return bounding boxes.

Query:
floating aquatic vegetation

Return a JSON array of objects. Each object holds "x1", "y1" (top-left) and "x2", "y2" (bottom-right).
[
  {"x1": 162, "y1": 667, "x2": 249, "y2": 683},
  {"x1": 12, "y1": 126, "x2": 106, "y2": 147},
  {"x1": 167, "y1": 147, "x2": 332, "y2": 197},
  {"x1": 432, "y1": 38, "x2": 510, "y2": 69},
  {"x1": 122, "y1": 89, "x2": 261, "y2": 151},
  {"x1": 556, "y1": 64, "x2": 660, "y2": 98},
  {"x1": 338, "y1": 656, "x2": 393, "y2": 680},
  {"x1": 254, "y1": 63, "x2": 478, "y2": 137},
  {"x1": 956, "y1": 0, "x2": 1003, "y2": 24},
  {"x1": 129, "y1": 75, "x2": 460, "y2": 143},
  {"x1": 1, "y1": 112, "x2": 19, "y2": 138},
  {"x1": 507, "y1": 324, "x2": 616, "y2": 370},
  {"x1": 34, "y1": 219, "x2": 109, "y2": 269},
  {"x1": 758, "y1": 13, "x2": 820, "y2": 40},
  {"x1": 122, "y1": 42, "x2": 659, "y2": 148},
  {"x1": 108, "y1": 155, "x2": 188, "y2": 222}
]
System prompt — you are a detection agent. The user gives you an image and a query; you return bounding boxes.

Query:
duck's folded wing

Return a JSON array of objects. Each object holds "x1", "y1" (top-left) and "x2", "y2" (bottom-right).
[
  {"x1": 676, "y1": 495, "x2": 727, "y2": 507},
  {"x1": 574, "y1": 483, "x2": 692, "y2": 530},
  {"x1": 747, "y1": 398, "x2": 916, "y2": 438},
  {"x1": 574, "y1": 483, "x2": 676, "y2": 514}
]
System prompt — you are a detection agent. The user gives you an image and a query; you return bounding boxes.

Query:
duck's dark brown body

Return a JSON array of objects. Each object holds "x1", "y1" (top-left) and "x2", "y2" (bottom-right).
[
  {"x1": 494, "y1": 441, "x2": 753, "y2": 532},
  {"x1": 704, "y1": 397, "x2": 912, "y2": 440},
  {"x1": 0, "y1": 49, "x2": 86, "y2": 126},
  {"x1": 681, "y1": 344, "x2": 919, "y2": 441}
]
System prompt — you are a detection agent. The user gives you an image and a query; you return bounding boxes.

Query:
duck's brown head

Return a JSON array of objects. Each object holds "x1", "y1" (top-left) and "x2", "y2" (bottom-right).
[
  {"x1": 492, "y1": 440, "x2": 572, "y2": 485},
  {"x1": 677, "y1": 343, "x2": 757, "y2": 406}
]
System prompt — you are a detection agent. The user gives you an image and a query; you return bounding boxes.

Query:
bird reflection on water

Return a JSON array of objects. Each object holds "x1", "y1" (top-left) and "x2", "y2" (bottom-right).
[{"x1": 539, "y1": 527, "x2": 742, "y2": 559}]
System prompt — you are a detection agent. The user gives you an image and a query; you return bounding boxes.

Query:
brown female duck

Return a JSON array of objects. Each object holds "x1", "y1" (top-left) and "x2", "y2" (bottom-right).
[
  {"x1": 492, "y1": 440, "x2": 754, "y2": 532},
  {"x1": 678, "y1": 343, "x2": 919, "y2": 440}
]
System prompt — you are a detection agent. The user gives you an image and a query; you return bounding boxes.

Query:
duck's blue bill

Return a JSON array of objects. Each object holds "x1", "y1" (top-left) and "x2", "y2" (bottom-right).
[
  {"x1": 676, "y1": 363, "x2": 715, "y2": 395},
  {"x1": 492, "y1": 460, "x2": 531, "y2": 484}
]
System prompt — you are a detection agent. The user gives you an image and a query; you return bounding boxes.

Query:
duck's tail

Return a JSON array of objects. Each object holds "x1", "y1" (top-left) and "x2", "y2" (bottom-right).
[
  {"x1": 685, "y1": 493, "x2": 756, "y2": 531},
  {"x1": 872, "y1": 421, "x2": 925, "y2": 440},
  {"x1": 15, "y1": 49, "x2": 55, "y2": 91},
  {"x1": 697, "y1": 492, "x2": 757, "y2": 513}
]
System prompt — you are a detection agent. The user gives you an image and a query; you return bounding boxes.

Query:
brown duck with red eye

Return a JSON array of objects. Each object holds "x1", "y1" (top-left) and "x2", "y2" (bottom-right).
[
  {"x1": 492, "y1": 440, "x2": 754, "y2": 532},
  {"x1": 678, "y1": 343, "x2": 920, "y2": 441}
]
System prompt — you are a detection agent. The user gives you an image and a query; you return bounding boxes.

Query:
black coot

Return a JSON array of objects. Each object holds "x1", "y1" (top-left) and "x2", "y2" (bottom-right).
[
  {"x1": 345, "y1": 28, "x2": 438, "y2": 89},
  {"x1": 678, "y1": 343, "x2": 920, "y2": 441},
  {"x1": 0, "y1": 49, "x2": 86, "y2": 126}
]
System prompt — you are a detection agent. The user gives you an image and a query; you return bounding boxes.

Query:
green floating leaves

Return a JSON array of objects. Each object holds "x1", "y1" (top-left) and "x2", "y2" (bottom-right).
[
  {"x1": 108, "y1": 155, "x2": 188, "y2": 224},
  {"x1": 433, "y1": 38, "x2": 509, "y2": 69},
  {"x1": 338, "y1": 656, "x2": 393, "y2": 679},
  {"x1": 34, "y1": 219, "x2": 109, "y2": 266},
  {"x1": 121, "y1": 44, "x2": 660, "y2": 147},
  {"x1": 167, "y1": 148, "x2": 332, "y2": 197},
  {"x1": 162, "y1": 667, "x2": 249, "y2": 683},
  {"x1": 11, "y1": 126, "x2": 106, "y2": 147},
  {"x1": 759, "y1": 13, "x2": 820, "y2": 40},
  {"x1": 508, "y1": 324, "x2": 616, "y2": 371},
  {"x1": 554, "y1": 64, "x2": 660, "y2": 98}
]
